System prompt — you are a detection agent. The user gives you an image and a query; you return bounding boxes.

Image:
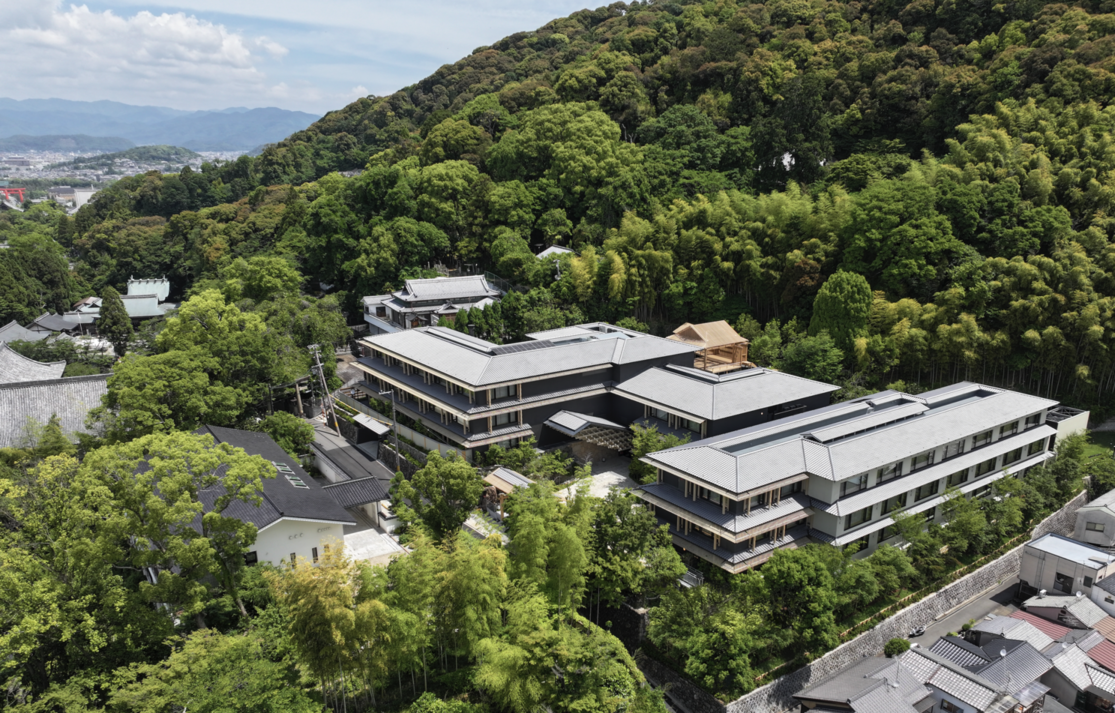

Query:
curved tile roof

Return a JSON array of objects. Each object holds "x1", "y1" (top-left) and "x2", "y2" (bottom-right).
[{"x1": 0, "y1": 344, "x2": 65, "y2": 384}]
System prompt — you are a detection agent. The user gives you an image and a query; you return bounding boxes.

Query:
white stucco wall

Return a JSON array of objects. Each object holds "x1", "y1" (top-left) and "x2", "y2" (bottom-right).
[
  {"x1": 1054, "y1": 411, "x2": 1090, "y2": 444},
  {"x1": 250, "y1": 518, "x2": 347, "y2": 567}
]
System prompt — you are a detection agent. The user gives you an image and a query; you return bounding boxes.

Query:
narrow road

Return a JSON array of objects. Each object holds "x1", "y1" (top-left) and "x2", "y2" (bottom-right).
[{"x1": 912, "y1": 576, "x2": 1020, "y2": 646}]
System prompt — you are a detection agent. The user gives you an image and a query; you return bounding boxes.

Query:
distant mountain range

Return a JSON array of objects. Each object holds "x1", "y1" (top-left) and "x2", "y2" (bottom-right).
[{"x1": 0, "y1": 99, "x2": 319, "y2": 152}]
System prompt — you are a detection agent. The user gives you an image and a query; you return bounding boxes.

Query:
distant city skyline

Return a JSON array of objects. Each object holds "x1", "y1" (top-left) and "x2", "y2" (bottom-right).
[{"x1": 4, "y1": 0, "x2": 591, "y2": 115}]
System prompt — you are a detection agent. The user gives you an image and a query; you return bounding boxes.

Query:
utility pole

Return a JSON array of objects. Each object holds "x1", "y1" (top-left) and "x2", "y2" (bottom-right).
[
  {"x1": 309, "y1": 344, "x2": 341, "y2": 435},
  {"x1": 379, "y1": 388, "x2": 402, "y2": 472}
]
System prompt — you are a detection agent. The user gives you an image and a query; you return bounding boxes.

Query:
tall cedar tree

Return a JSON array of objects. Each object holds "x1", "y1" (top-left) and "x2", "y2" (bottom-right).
[{"x1": 99, "y1": 285, "x2": 133, "y2": 357}]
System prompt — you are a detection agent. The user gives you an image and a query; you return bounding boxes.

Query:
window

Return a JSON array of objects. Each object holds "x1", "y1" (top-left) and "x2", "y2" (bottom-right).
[
  {"x1": 915, "y1": 480, "x2": 940, "y2": 501},
  {"x1": 290, "y1": 553, "x2": 297, "y2": 567},
  {"x1": 923, "y1": 506, "x2": 937, "y2": 522},
  {"x1": 701, "y1": 488, "x2": 722, "y2": 506},
  {"x1": 491, "y1": 385, "x2": 514, "y2": 400},
  {"x1": 845, "y1": 507, "x2": 872, "y2": 530},
  {"x1": 1002, "y1": 448, "x2": 1023, "y2": 466},
  {"x1": 973, "y1": 430, "x2": 993, "y2": 447},
  {"x1": 1088, "y1": 522, "x2": 1106, "y2": 533},
  {"x1": 841, "y1": 474, "x2": 868, "y2": 496},
  {"x1": 972, "y1": 484, "x2": 992, "y2": 499},
  {"x1": 492, "y1": 412, "x2": 516, "y2": 427},
  {"x1": 999, "y1": 420, "x2": 1019, "y2": 437},
  {"x1": 244, "y1": 551, "x2": 259, "y2": 565},
  {"x1": 881, "y1": 524, "x2": 900, "y2": 541},
  {"x1": 1085, "y1": 576, "x2": 1095, "y2": 588},
  {"x1": 912, "y1": 451, "x2": 936, "y2": 471},
  {"x1": 683, "y1": 419, "x2": 702, "y2": 434},
  {"x1": 948, "y1": 469, "x2": 969, "y2": 487},
  {"x1": 877, "y1": 462, "x2": 903, "y2": 483},
  {"x1": 943, "y1": 440, "x2": 966, "y2": 458},
  {"x1": 312, "y1": 547, "x2": 319, "y2": 564},
  {"x1": 976, "y1": 458, "x2": 997, "y2": 477},
  {"x1": 941, "y1": 701, "x2": 962, "y2": 713},
  {"x1": 780, "y1": 481, "x2": 804, "y2": 498},
  {"x1": 750, "y1": 492, "x2": 768, "y2": 510},
  {"x1": 881, "y1": 493, "x2": 907, "y2": 514},
  {"x1": 1026, "y1": 413, "x2": 1042, "y2": 427},
  {"x1": 1054, "y1": 572, "x2": 1073, "y2": 594},
  {"x1": 1028, "y1": 440, "x2": 1046, "y2": 456},
  {"x1": 651, "y1": 408, "x2": 669, "y2": 422}
]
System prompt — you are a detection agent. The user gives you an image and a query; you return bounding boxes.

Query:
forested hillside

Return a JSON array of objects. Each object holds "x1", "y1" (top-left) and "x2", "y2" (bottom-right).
[{"x1": 22, "y1": 0, "x2": 1115, "y2": 414}]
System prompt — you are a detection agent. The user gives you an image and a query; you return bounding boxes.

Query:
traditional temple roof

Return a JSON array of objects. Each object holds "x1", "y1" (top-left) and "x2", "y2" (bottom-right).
[
  {"x1": 0, "y1": 373, "x2": 109, "y2": 448},
  {"x1": 0, "y1": 344, "x2": 65, "y2": 385},
  {"x1": 0, "y1": 320, "x2": 47, "y2": 345}
]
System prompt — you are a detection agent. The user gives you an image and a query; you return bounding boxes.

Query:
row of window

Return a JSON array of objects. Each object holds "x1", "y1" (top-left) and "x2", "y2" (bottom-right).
[
  {"x1": 840, "y1": 443, "x2": 1045, "y2": 531},
  {"x1": 650, "y1": 408, "x2": 702, "y2": 434},
  {"x1": 841, "y1": 436, "x2": 1048, "y2": 499},
  {"x1": 697, "y1": 481, "x2": 804, "y2": 510}
]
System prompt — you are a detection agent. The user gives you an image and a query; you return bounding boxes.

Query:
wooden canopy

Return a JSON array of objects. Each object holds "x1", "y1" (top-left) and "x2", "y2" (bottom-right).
[{"x1": 667, "y1": 321, "x2": 753, "y2": 374}]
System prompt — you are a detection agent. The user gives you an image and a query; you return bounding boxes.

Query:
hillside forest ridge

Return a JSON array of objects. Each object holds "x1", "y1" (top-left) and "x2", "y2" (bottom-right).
[{"x1": 6, "y1": 0, "x2": 1115, "y2": 711}]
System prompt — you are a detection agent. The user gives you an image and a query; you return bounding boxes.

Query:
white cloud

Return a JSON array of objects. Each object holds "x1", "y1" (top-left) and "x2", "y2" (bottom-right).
[
  {"x1": 2, "y1": 2, "x2": 287, "y2": 109},
  {"x1": 349, "y1": 85, "x2": 368, "y2": 96}
]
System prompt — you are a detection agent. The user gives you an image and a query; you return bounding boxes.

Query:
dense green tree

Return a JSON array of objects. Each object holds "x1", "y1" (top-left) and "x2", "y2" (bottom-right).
[
  {"x1": 259, "y1": 412, "x2": 315, "y2": 460},
  {"x1": 779, "y1": 333, "x2": 844, "y2": 384},
  {"x1": 390, "y1": 451, "x2": 485, "y2": 539},
  {"x1": 109, "y1": 631, "x2": 319, "y2": 713},
  {"x1": 98, "y1": 285, "x2": 134, "y2": 358},
  {"x1": 763, "y1": 548, "x2": 840, "y2": 661},
  {"x1": 93, "y1": 349, "x2": 248, "y2": 440},
  {"x1": 809, "y1": 271, "x2": 872, "y2": 353}
]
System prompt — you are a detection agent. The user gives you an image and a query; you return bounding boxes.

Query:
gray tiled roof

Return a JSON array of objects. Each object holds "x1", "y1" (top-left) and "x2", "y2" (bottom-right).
[
  {"x1": 967, "y1": 641, "x2": 1053, "y2": 693},
  {"x1": 612, "y1": 364, "x2": 838, "y2": 420},
  {"x1": 902, "y1": 649, "x2": 1004, "y2": 710},
  {"x1": 32, "y1": 312, "x2": 85, "y2": 332},
  {"x1": 544, "y1": 410, "x2": 626, "y2": 437},
  {"x1": 126, "y1": 277, "x2": 170, "y2": 301},
  {"x1": 1081, "y1": 487, "x2": 1115, "y2": 512},
  {"x1": 1025, "y1": 595, "x2": 1108, "y2": 627},
  {"x1": 489, "y1": 467, "x2": 533, "y2": 489},
  {"x1": 930, "y1": 637, "x2": 991, "y2": 667},
  {"x1": 0, "y1": 320, "x2": 47, "y2": 344},
  {"x1": 643, "y1": 383, "x2": 1056, "y2": 493},
  {"x1": 972, "y1": 616, "x2": 1055, "y2": 651},
  {"x1": 322, "y1": 476, "x2": 390, "y2": 509},
  {"x1": 361, "y1": 324, "x2": 695, "y2": 387},
  {"x1": 400, "y1": 276, "x2": 501, "y2": 301},
  {"x1": 794, "y1": 655, "x2": 928, "y2": 713},
  {"x1": 0, "y1": 373, "x2": 108, "y2": 447},
  {"x1": 0, "y1": 344, "x2": 65, "y2": 384},
  {"x1": 198, "y1": 426, "x2": 355, "y2": 530},
  {"x1": 1045, "y1": 642, "x2": 1095, "y2": 690}
]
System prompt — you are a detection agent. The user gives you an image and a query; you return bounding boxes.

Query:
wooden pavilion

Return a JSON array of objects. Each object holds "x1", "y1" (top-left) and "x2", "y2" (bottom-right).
[{"x1": 667, "y1": 321, "x2": 754, "y2": 374}]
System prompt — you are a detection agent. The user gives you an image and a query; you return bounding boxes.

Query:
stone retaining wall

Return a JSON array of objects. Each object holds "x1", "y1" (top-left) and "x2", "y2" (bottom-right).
[{"x1": 718, "y1": 490, "x2": 1089, "y2": 713}]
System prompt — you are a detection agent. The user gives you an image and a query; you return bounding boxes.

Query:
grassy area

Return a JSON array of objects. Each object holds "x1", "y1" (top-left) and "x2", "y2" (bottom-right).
[{"x1": 1085, "y1": 431, "x2": 1115, "y2": 459}]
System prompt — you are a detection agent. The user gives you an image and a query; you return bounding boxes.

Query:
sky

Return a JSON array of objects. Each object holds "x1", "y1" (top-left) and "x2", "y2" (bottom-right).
[{"x1": 4, "y1": 0, "x2": 594, "y2": 116}]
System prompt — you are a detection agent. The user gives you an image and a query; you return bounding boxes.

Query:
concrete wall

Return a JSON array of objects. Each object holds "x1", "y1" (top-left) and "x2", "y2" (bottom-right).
[
  {"x1": 250, "y1": 519, "x2": 347, "y2": 568},
  {"x1": 1020, "y1": 544, "x2": 1114, "y2": 597},
  {"x1": 1054, "y1": 410, "x2": 1090, "y2": 445},
  {"x1": 719, "y1": 490, "x2": 1089, "y2": 713},
  {"x1": 1074, "y1": 505, "x2": 1115, "y2": 547}
]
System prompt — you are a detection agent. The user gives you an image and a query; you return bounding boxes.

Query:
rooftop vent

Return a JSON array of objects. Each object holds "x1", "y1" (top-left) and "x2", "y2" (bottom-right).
[{"x1": 275, "y1": 461, "x2": 309, "y2": 489}]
